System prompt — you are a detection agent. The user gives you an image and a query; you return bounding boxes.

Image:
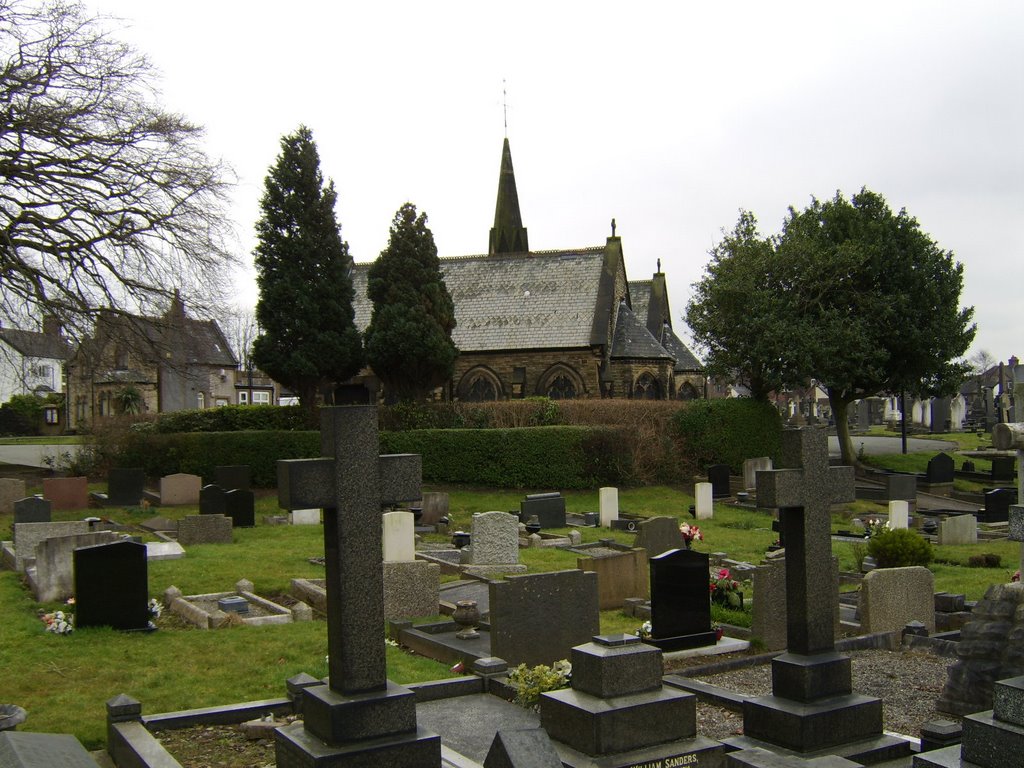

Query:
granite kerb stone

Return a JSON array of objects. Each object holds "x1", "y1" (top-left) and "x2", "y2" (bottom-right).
[{"x1": 141, "y1": 698, "x2": 293, "y2": 731}]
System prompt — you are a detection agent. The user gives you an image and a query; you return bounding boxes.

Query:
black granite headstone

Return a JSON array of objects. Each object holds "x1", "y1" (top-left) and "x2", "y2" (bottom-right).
[
  {"x1": 13, "y1": 496, "x2": 51, "y2": 524},
  {"x1": 199, "y1": 484, "x2": 227, "y2": 515},
  {"x1": 648, "y1": 547, "x2": 716, "y2": 651},
  {"x1": 925, "y1": 453, "x2": 955, "y2": 484},
  {"x1": 215, "y1": 464, "x2": 251, "y2": 492},
  {"x1": 991, "y1": 456, "x2": 1015, "y2": 482},
  {"x1": 224, "y1": 488, "x2": 255, "y2": 528},
  {"x1": 982, "y1": 488, "x2": 1016, "y2": 523},
  {"x1": 708, "y1": 464, "x2": 731, "y2": 498},
  {"x1": 73, "y1": 539, "x2": 150, "y2": 631},
  {"x1": 519, "y1": 492, "x2": 566, "y2": 529},
  {"x1": 106, "y1": 468, "x2": 146, "y2": 506},
  {"x1": 930, "y1": 397, "x2": 952, "y2": 433}
]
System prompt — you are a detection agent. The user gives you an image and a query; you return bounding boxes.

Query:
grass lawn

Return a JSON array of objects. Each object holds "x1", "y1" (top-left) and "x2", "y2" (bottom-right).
[{"x1": 0, "y1": 480, "x2": 1016, "y2": 749}]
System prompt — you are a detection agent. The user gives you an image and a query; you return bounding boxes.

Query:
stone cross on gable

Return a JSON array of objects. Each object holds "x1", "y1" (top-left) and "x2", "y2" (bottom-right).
[
  {"x1": 277, "y1": 406, "x2": 421, "y2": 696},
  {"x1": 756, "y1": 427, "x2": 854, "y2": 655}
]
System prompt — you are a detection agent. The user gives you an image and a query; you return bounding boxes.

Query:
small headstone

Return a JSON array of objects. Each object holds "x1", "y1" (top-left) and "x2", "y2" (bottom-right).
[
  {"x1": 743, "y1": 457, "x2": 773, "y2": 491},
  {"x1": 519, "y1": 492, "x2": 566, "y2": 528},
  {"x1": 382, "y1": 510, "x2": 415, "y2": 562},
  {"x1": 859, "y1": 566, "x2": 935, "y2": 634},
  {"x1": 105, "y1": 467, "x2": 146, "y2": 507},
  {"x1": 420, "y1": 491, "x2": 449, "y2": 525},
  {"x1": 885, "y1": 473, "x2": 917, "y2": 501},
  {"x1": 577, "y1": 547, "x2": 649, "y2": 609},
  {"x1": 982, "y1": 488, "x2": 1015, "y2": 523},
  {"x1": 218, "y1": 595, "x2": 249, "y2": 614},
  {"x1": 707, "y1": 463, "x2": 731, "y2": 498},
  {"x1": 199, "y1": 484, "x2": 227, "y2": 515},
  {"x1": 991, "y1": 455, "x2": 1016, "y2": 482},
  {"x1": 648, "y1": 547, "x2": 716, "y2": 650},
  {"x1": 382, "y1": 560, "x2": 440, "y2": 620},
  {"x1": 465, "y1": 511, "x2": 524, "y2": 576},
  {"x1": 41, "y1": 476, "x2": 88, "y2": 510},
  {"x1": 695, "y1": 482, "x2": 714, "y2": 520},
  {"x1": 0, "y1": 478, "x2": 27, "y2": 515},
  {"x1": 11, "y1": 520, "x2": 89, "y2": 572},
  {"x1": 223, "y1": 488, "x2": 255, "y2": 528},
  {"x1": 938, "y1": 514, "x2": 977, "y2": 546},
  {"x1": 290, "y1": 508, "x2": 320, "y2": 525},
  {"x1": 73, "y1": 539, "x2": 150, "y2": 630},
  {"x1": 159, "y1": 473, "x2": 202, "y2": 506},
  {"x1": 634, "y1": 516, "x2": 686, "y2": 558},
  {"x1": 214, "y1": 464, "x2": 250, "y2": 491},
  {"x1": 599, "y1": 486, "x2": 619, "y2": 527},
  {"x1": 888, "y1": 500, "x2": 910, "y2": 530},
  {"x1": 13, "y1": 496, "x2": 51, "y2": 524},
  {"x1": 925, "y1": 453, "x2": 955, "y2": 484}
]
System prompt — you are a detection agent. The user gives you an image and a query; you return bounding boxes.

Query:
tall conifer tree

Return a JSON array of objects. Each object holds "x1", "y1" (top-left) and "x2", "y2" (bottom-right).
[
  {"x1": 252, "y1": 126, "x2": 363, "y2": 416},
  {"x1": 364, "y1": 203, "x2": 457, "y2": 402}
]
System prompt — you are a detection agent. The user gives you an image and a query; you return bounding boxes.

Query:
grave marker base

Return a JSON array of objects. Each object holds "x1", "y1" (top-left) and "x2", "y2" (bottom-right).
[
  {"x1": 550, "y1": 735, "x2": 725, "y2": 768},
  {"x1": 275, "y1": 720, "x2": 440, "y2": 768},
  {"x1": 648, "y1": 630, "x2": 718, "y2": 652},
  {"x1": 739, "y1": 691, "x2": 884, "y2": 753}
]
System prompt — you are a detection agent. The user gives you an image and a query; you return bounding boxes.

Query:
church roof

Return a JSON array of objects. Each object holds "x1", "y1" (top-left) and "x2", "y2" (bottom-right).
[
  {"x1": 610, "y1": 300, "x2": 674, "y2": 361},
  {"x1": 629, "y1": 280, "x2": 652, "y2": 328},
  {"x1": 660, "y1": 326, "x2": 703, "y2": 372},
  {"x1": 352, "y1": 247, "x2": 608, "y2": 352}
]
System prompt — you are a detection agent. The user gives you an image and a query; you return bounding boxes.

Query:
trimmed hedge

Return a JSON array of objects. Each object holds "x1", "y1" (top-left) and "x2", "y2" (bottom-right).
[
  {"x1": 146, "y1": 405, "x2": 310, "y2": 433},
  {"x1": 671, "y1": 398, "x2": 782, "y2": 473}
]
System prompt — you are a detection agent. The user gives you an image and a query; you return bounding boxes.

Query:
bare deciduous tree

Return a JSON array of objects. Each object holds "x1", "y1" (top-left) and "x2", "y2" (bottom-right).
[{"x1": 0, "y1": 0, "x2": 237, "y2": 338}]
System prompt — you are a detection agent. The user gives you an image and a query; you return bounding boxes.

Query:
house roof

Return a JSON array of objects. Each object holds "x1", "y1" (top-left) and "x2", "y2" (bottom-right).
[
  {"x1": 80, "y1": 309, "x2": 237, "y2": 369},
  {"x1": 0, "y1": 327, "x2": 72, "y2": 360},
  {"x1": 611, "y1": 300, "x2": 674, "y2": 361},
  {"x1": 353, "y1": 247, "x2": 610, "y2": 352}
]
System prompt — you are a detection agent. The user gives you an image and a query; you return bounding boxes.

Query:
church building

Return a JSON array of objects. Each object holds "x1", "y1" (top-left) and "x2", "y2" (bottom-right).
[{"x1": 350, "y1": 139, "x2": 704, "y2": 401}]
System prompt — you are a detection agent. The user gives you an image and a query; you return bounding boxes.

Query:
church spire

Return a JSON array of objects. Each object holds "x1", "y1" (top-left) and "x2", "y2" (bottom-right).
[{"x1": 488, "y1": 137, "x2": 529, "y2": 254}]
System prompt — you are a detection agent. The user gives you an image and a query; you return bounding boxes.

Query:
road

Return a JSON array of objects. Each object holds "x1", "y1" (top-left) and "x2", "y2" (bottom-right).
[
  {"x1": 828, "y1": 435, "x2": 958, "y2": 457},
  {"x1": 0, "y1": 443, "x2": 84, "y2": 469}
]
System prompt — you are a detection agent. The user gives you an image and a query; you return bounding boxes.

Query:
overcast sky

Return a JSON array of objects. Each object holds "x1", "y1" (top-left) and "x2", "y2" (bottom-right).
[{"x1": 91, "y1": 0, "x2": 1023, "y2": 364}]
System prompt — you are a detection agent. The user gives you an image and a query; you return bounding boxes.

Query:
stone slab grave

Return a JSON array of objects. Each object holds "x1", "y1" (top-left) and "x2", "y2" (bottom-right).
[
  {"x1": 28, "y1": 529, "x2": 119, "y2": 602},
  {"x1": 462, "y1": 510, "x2": 527, "y2": 578},
  {"x1": 273, "y1": 405, "x2": 442, "y2": 766},
  {"x1": 214, "y1": 464, "x2": 250, "y2": 491},
  {"x1": 726, "y1": 426, "x2": 911, "y2": 764},
  {"x1": 744, "y1": 456, "x2": 773, "y2": 491},
  {"x1": 145, "y1": 540, "x2": 185, "y2": 561},
  {"x1": 647, "y1": 547, "x2": 717, "y2": 651},
  {"x1": 519, "y1": 492, "x2": 566, "y2": 529},
  {"x1": 751, "y1": 555, "x2": 842, "y2": 652},
  {"x1": 382, "y1": 510, "x2": 440, "y2": 621},
  {"x1": 539, "y1": 634, "x2": 724, "y2": 768},
  {"x1": 167, "y1": 579, "x2": 306, "y2": 628},
  {"x1": 159, "y1": 473, "x2": 201, "y2": 505},
  {"x1": 42, "y1": 476, "x2": 88, "y2": 510},
  {"x1": 572, "y1": 540, "x2": 649, "y2": 609},
  {"x1": 938, "y1": 513, "x2": 977, "y2": 545},
  {"x1": 0, "y1": 477, "x2": 27, "y2": 515},
  {"x1": 7, "y1": 520, "x2": 90, "y2": 572},
  {"x1": 695, "y1": 481, "x2": 714, "y2": 519},
  {"x1": 177, "y1": 513, "x2": 232, "y2": 545},
  {"x1": 633, "y1": 515, "x2": 685, "y2": 558},
  {"x1": 599, "y1": 486, "x2": 619, "y2": 527},
  {"x1": 13, "y1": 495, "x2": 50, "y2": 524},
  {"x1": 74, "y1": 539, "x2": 151, "y2": 631},
  {"x1": 858, "y1": 565, "x2": 935, "y2": 634},
  {"x1": 708, "y1": 463, "x2": 731, "y2": 498},
  {"x1": 0, "y1": 731, "x2": 99, "y2": 768}
]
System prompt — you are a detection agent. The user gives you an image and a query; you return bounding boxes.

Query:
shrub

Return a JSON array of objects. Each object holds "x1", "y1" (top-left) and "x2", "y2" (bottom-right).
[
  {"x1": 506, "y1": 660, "x2": 571, "y2": 709},
  {"x1": 866, "y1": 528, "x2": 933, "y2": 568},
  {"x1": 148, "y1": 405, "x2": 309, "y2": 433},
  {"x1": 670, "y1": 398, "x2": 782, "y2": 473}
]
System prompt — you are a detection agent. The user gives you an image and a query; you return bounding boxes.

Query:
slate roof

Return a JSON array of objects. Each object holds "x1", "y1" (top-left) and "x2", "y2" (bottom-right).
[
  {"x1": 630, "y1": 280, "x2": 651, "y2": 327},
  {"x1": 660, "y1": 326, "x2": 703, "y2": 372},
  {"x1": 611, "y1": 301, "x2": 674, "y2": 361},
  {"x1": 83, "y1": 311, "x2": 237, "y2": 368},
  {"x1": 0, "y1": 327, "x2": 72, "y2": 360},
  {"x1": 352, "y1": 248, "x2": 609, "y2": 352}
]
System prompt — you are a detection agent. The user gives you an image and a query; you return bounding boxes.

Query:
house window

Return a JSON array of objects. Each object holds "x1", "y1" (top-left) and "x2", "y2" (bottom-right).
[
  {"x1": 44, "y1": 407, "x2": 59, "y2": 424},
  {"x1": 76, "y1": 397, "x2": 87, "y2": 420},
  {"x1": 30, "y1": 364, "x2": 52, "y2": 377},
  {"x1": 238, "y1": 391, "x2": 249, "y2": 405},
  {"x1": 252, "y1": 391, "x2": 271, "y2": 405},
  {"x1": 196, "y1": 392, "x2": 205, "y2": 409}
]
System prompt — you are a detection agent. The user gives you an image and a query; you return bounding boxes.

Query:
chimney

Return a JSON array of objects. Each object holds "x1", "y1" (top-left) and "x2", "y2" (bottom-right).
[{"x1": 42, "y1": 314, "x2": 62, "y2": 337}]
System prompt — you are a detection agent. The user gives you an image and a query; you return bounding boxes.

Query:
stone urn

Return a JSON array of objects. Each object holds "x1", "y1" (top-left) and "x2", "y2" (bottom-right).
[
  {"x1": 524, "y1": 515, "x2": 541, "y2": 535},
  {"x1": 452, "y1": 531, "x2": 471, "y2": 549},
  {"x1": 452, "y1": 600, "x2": 480, "y2": 640}
]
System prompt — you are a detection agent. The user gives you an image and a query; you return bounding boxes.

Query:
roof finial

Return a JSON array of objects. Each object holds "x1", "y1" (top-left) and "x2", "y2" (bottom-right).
[
  {"x1": 657, "y1": 258, "x2": 661, "y2": 273},
  {"x1": 502, "y1": 79, "x2": 508, "y2": 138},
  {"x1": 611, "y1": 218, "x2": 616, "y2": 236}
]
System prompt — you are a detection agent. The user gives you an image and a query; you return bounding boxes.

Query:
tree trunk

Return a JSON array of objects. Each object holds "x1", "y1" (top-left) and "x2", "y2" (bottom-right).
[
  {"x1": 299, "y1": 382, "x2": 320, "y2": 428},
  {"x1": 829, "y1": 392, "x2": 857, "y2": 466}
]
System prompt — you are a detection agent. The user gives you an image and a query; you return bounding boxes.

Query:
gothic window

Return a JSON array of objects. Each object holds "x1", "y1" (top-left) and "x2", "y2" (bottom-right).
[
  {"x1": 466, "y1": 376, "x2": 498, "y2": 402},
  {"x1": 678, "y1": 382, "x2": 700, "y2": 400},
  {"x1": 546, "y1": 375, "x2": 577, "y2": 400},
  {"x1": 634, "y1": 372, "x2": 661, "y2": 400}
]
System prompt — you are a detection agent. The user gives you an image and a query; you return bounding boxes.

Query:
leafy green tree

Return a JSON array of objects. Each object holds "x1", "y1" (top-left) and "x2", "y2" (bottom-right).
[
  {"x1": 364, "y1": 203, "x2": 457, "y2": 402},
  {"x1": 252, "y1": 126, "x2": 363, "y2": 417}
]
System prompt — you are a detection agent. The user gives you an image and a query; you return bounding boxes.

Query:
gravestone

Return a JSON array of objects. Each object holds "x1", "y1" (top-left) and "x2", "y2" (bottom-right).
[
  {"x1": 634, "y1": 516, "x2": 685, "y2": 559},
  {"x1": 177, "y1": 514, "x2": 232, "y2": 545},
  {"x1": 734, "y1": 427, "x2": 904, "y2": 761},
  {"x1": 991, "y1": 455, "x2": 1015, "y2": 482},
  {"x1": 925, "y1": 453, "x2": 955, "y2": 485},
  {"x1": 982, "y1": 488, "x2": 1015, "y2": 523},
  {"x1": 858, "y1": 566, "x2": 935, "y2": 634},
  {"x1": 13, "y1": 496, "x2": 51, "y2": 524},
  {"x1": 11, "y1": 520, "x2": 89, "y2": 572},
  {"x1": 489, "y1": 569, "x2": 600, "y2": 668},
  {"x1": 199, "y1": 484, "x2": 227, "y2": 515},
  {"x1": 484, "y1": 729, "x2": 563, "y2": 768},
  {"x1": 930, "y1": 397, "x2": 952, "y2": 433},
  {"x1": 214, "y1": 464, "x2": 250, "y2": 491},
  {"x1": 599, "y1": 486, "x2": 619, "y2": 528},
  {"x1": 274, "y1": 406, "x2": 441, "y2": 766},
  {"x1": 885, "y1": 473, "x2": 917, "y2": 501},
  {"x1": 751, "y1": 555, "x2": 842, "y2": 652},
  {"x1": 420, "y1": 491, "x2": 449, "y2": 525},
  {"x1": 695, "y1": 482, "x2": 714, "y2": 519},
  {"x1": 74, "y1": 539, "x2": 150, "y2": 631},
  {"x1": 223, "y1": 488, "x2": 255, "y2": 528},
  {"x1": 383, "y1": 510, "x2": 415, "y2": 562},
  {"x1": 383, "y1": 559, "x2": 440, "y2": 621},
  {"x1": 938, "y1": 514, "x2": 977, "y2": 545},
  {"x1": 0, "y1": 478, "x2": 26, "y2": 515},
  {"x1": 888, "y1": 500, "x2": 909, "y2": 530},
  {"x1": 647, "y1": 548, "x2": 716, "y2": 650},
  {"x1": 708, "y1": 464, "x2": 731, "y2": 498},
  {"x1": 106, "y1": 468, "x2": 146, "y2": 506},
  {"x1": 159, "y1": 473, "x2": 201, "y2": 506},
  {"x1": 0, "y1": 732, "x2": 98, "y2": 768},
  {"x1": 289, "y1": 508, "x2": 320, "y2": 525},
  {"x1": 42, "y1": 476, "x2": 88, "y2": 510},
  {"x1": 465, "y1": 511, "x2": 526, "y2": 578},
  {"x1": 992, "y1": 423, "x2": 1024, "y2": 576},
  {"x1": 31, "y1": 530, "x2": 119, "y2": 602},
  {"x1": 520, "y1": 492, "x2": 566, "y2": 529},
  {"x1": 576, "y1": 546, "x2": 648, "y2": 610},
  {"x1": 744, "y1": 457, "x2": 773, "y2": 491}
]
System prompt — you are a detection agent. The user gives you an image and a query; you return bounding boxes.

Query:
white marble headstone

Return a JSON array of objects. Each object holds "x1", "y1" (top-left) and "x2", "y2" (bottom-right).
[
  {"x1": 382, "y1": 511, "x2": 415, "y2": 562},
  {"x1": 888, "y1": 500, "x2": 909, "y2": 530},
  {"x1": 599, "y1": 487, "x2": 619, "y2": 527},
  {"x1": 695, "y1": 482, "x2": 714, "y2": 519}
]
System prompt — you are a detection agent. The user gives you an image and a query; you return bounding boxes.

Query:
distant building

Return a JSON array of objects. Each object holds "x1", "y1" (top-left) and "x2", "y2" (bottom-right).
[
  {"x1": 349, "y1": 138, "x2": 704, "y2": 401},
  {"x1": 0, "y1": 316, "x2": 72, "y2": 429}
]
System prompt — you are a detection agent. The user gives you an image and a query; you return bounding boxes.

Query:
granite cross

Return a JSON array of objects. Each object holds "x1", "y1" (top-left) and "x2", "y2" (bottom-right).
[
  {"x1": 755, "y1": 427, "x2": 854, "y2": 655},
  {"x1": 277, "y1": 406, "x2": 421, "y2": 695}
]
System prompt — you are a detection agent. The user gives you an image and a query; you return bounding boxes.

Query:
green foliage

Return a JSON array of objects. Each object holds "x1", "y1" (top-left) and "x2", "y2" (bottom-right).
[
  {"x1": 670, "y1": 398, "x2": 782, "y2": 472},
  {"x1": 146, "y1": 405, "x2": 309, "y2": 433},
  {"x1": 506, "y1": 660, "x2": 571, "y2": 709},
  {"x1": 364, "y1": 203, "x2": 457, "y2": 402},
  {"x1": 380, "y1": 426, "x2": 629, "y2": 489},
  {"x1": 0, "y1": 394, "x2": 43, "y2": 435},
  {"x1": 252, "y1": 125, "x2": 364, "y2": 411},
  {"x1": 710, "y1": 567, "x2": 744, "y2": 609},
  {"x1": 866, "y1": 527, "x2": 934, "y2": 568},
  {"x1": 114, "y1": 385, "x2": 143, "y2": 415}
]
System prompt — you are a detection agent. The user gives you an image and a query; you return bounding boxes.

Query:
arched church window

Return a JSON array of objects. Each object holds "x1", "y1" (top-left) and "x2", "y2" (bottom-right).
[
  {"x1": 466, "y1": 376, "x2": 498, "y2": 402},
  {"x1": 678, "y1": 382, "x2": 699, "y2": 401},
  {"x1": 546, "y1": 375, "x2": 576, "y2": 400},
  {"x1": 634, "y1": 372, "x2": 661, "y2": 400}
]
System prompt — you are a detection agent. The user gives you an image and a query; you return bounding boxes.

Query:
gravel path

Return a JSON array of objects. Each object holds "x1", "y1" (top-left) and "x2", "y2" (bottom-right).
[{"x1": 680, "y1": 649, "x2": 956, "y2": 742}]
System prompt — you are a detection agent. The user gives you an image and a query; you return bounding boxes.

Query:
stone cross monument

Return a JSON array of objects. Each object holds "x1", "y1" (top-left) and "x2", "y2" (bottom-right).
[{"x1": 273, "y1": 406, "x2": 440, "y2": 766}]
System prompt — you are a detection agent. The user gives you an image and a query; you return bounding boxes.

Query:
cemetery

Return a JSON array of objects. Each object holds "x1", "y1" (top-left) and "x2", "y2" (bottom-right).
[{"x1": 1, "y1": 412, "x2": 1024, "y2": 767}]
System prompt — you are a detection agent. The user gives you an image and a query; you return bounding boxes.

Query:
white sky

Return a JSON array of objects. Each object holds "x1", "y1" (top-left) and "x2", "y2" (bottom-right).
[{"x1": 90, "y1": 0, "x2": 1023, "y2": 363}]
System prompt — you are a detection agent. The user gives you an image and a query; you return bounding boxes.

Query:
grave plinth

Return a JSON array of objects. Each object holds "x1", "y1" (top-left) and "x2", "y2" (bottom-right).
[{"x1": 274, "y1": 406, "x2": 440, "y2": 767}]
